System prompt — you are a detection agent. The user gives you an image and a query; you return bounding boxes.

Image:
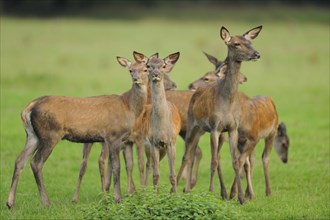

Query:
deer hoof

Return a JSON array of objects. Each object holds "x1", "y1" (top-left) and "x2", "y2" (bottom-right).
[
  {"x1": 221, "y1": 191, "x2": 228, "y2": 200},
  {"x1": 6, "y1": 201, "x2": 14, "y2": 210},
  {"x1": 238, "y1": 196, "x2": 246, "y2": 205}
]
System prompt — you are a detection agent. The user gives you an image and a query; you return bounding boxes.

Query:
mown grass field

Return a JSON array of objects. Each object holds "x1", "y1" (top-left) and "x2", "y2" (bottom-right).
[{"x1": 1, "y1": 6, "x2": 329, "y2": 219}]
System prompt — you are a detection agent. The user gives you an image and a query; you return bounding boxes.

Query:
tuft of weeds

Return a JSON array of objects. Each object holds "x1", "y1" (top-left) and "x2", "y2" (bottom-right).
[{"x1": 81, "y1": 186, "x2": 246, "y2": 220}]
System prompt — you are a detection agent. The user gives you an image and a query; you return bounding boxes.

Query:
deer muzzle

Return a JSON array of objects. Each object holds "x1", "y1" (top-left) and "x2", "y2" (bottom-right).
[{"x1": 250, "y1": 51, "x2": 261, "y2": 61}]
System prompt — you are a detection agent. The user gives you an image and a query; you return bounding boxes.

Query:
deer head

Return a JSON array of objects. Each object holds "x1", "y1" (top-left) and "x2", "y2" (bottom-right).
[
  {"x1": 220, "y1": 26, "x2": 262, "y2": 62},
  {"x1": 147, "y1": 52, "x2": 180, "y2": 84},
  {"x1": 274, "y1": 122, "x2": 290, "y2": 163},
  {"x1": 116, "y1": 51, "x2": 151, "y2": 86},
  {"x1": 188, "y1": 63, "x2": 247, "y2": 91}
]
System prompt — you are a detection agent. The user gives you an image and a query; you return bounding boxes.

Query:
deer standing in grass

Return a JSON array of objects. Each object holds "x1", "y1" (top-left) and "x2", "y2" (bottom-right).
[
  {"x1": 177, "y1": 26, "x2": 262, "y2": 204},
  {"x1": 140, "y1": 52, "x2": 232, "y2": 187},
  {"x1": 135, "y1": 52, "x2": 247, "y2": 188},
  {"x1": 6, "y1": 51, "x2": 152, "y2": 209},
  {"x1": 71, "y1": 61, "x2": 177, "y2": 203},
  {"x1": 187, "y1": 52, "x2": 290, "y2": 199},
  {"x1": 130, "y1": 52, "x2": 181, "y2": 192}
]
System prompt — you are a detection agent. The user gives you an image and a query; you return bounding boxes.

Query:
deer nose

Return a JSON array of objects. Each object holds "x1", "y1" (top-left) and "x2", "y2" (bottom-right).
[
  {"x1": 153, "y1": 72, "x2": 160, "y2": 78},
  {"x1": 132, "y1": 76, "x2": 139, "y2": 83},
  {"x1": 171, "y1": 82, "x2": 177, "y2": 89},
  {"x1": 254, "y1": 52, "x2": 261, "y2": 59},
  {"x1": 188, "y1": 83, "x2": 195, "y2": 90}
]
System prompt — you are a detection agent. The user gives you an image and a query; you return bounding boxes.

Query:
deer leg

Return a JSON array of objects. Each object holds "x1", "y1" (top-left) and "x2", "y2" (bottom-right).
[
  {"x1": 135, "y1": 139, "x2": 145, "y2": 188},
  {"x1": 72, "y1": 143, "x2": 93, "y2": 203},
  {"x1": 144, "y1": 141, "x2": 152, "y2": 186},
  {"x1": 228, "y1": 129, "x2": 245, "y2": 204},
  {"x1": 99, "y1": 142, "x2": 108, "y2": 192},
  {"x1": 249, "y1": 151, "x2": 256, "y2": 179},
  {"x1": 108, "y1": 139, "x2": 121, "y2": 203},
  {"x1": 183, "y1": 130, "x2": 202, "y2": 193},
  {"x1": 7, "y1": 133, "x2": 39, "y2": 209},
  {"x1": 244, "y1": 150, "x2": 256, "y2": 199},
  {"x1": 216, "y1": 133, "x2": 228, "y2": 200},
  {"x1": 177, "y1": 127, "x2": 202, "y2": 187},
  {"x1": 30, "y1": 138, "x2": 59, "y2": 207},
  {"x1": 230, "y1": 138, "x2": 254, "y2": 199},
  {"x1": 151, "y1": 146, "x2": 160, "y2": 188},
  {"x1": 209, "y1": 130, "x2": 220, "y2": 192},
  {"x1": 167, "y1": 143, "x2": 177, "y2": 193},
  {"x1": 244, "y1": 156, "x2": 254, "y2": 200},
  {"x1": 263, "y1": 133, "x2": 275, "y2": 196},
  {"x1": 190, "y1": 146, "x2": 202, "y2": 189},
  {"x1": 105, "y1": 146, "x2": 112, "y2": 193},
  {"x1": 122, "y1": 142, "x2": 136, "y2": 194}
]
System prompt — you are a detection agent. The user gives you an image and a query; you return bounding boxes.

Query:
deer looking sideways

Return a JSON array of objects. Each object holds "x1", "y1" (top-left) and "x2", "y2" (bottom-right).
[
  {"x1": 177, "y1": 26, "x2": 263, "y2": 204},
  {"x1": 6, "y1": 51, "x2": 155, "y2": 209},
  {"x1": 185, "y1": 52, "x2": 290, "y2": 198}
]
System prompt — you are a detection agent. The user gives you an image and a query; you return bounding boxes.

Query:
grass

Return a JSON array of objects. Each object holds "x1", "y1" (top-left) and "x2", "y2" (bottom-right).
[{"x1": 1, "y1": 6, "x2": 329, "y2": 220}]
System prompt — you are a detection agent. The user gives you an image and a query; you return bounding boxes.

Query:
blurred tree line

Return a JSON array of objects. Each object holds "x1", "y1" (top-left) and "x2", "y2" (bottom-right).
[{"x1": 1, "y1": 0, "x2": 329, "y2": 16}]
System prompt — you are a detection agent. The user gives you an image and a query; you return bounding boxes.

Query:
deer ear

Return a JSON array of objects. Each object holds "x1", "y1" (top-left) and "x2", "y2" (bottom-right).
[
  {"x1": 220, "y1": 26, "x2": 231, "y2": 43},
  {"x1": 163, "y1": 52, "x2": 180, "y2": 73},
  {"x1": 164, "y1": 52, "x2": 180, "y2": 64},
  {"x1": 217, "y1": 64, "x2": 227, "y2": 76},
  {"x1": 117, "y1": 56, "x2": 132, "y2": 68},
  {"x1": 277, "y1": 122, "x2": 287, "y2": 135},
  {"x1": 150, "y1": 53, "x2": 159, "y2": 59},
  {"x1": 243, "y1": 26, "x2": 262, "y2": 41},
  {"x1": 133, "y1": 51, "x2": 148, "y2": 63},
  {"x1": 203, "y1": 51, "x2": 221, "y2": 69}
]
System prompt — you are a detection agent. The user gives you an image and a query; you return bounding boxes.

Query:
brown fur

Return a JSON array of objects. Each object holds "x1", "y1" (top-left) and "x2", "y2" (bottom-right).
[
  {"x1": 71, "y1": 53, "x2": 179, "y2": 203},
  {"x1": 6, "y1": 52, "x2": 150, "y2": 209},
  {"x1": 130, "y1": 52, "x2": 181, "y2": 192},
  {"x1": 183, "y1": 52, "x2": 290, "y2": 199},
  {"x1": 177, "y1": 26, "x2": 263, "y2": 204}
]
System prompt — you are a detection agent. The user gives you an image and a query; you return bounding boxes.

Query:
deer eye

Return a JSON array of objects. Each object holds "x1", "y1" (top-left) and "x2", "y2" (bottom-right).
[
  {"x1": 144, "y1": 69, "x2": 148, "y2": 72},
  {"x1": 129, "y1": 70, "x2": 133, "y2": 73},
  {"x1": 163, "y1": 65, "x2": 166, "y2": 68},
  {"x1": 146, "y1": 65, "x2": 150, "y2": 68},
  {"x1": 203, "y1": 78, "x2": 209, "y2": 82}
]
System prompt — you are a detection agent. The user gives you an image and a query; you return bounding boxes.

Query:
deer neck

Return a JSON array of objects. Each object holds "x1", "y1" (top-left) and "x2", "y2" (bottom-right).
[
  {"x1": 217, "y1": 57, "x2": 241, "y2": 102},
  {"x1": 150, "y1": 80, "x2": 169, "y2": 120},
  {"x1": 128, "y1": 83, "x2": 148, "y2": 117}
]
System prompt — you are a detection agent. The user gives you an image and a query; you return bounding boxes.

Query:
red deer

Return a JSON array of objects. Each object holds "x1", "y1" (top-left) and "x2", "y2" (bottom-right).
[
  {"x1": 185, "y1": 52, "x2": 290, "y2": 200},
  {"x1": 71, "y1": 64, "x2": 177, "y2": 203},
  {"x1": 140, "y1": 53, "x2": 247, "y2": 187},
  {"x1": 6, "y1": 51, "x2": 153, "y2": 209},
  {"x1": 274, "y1": 122, "x2": 290, "y2": 164},
  {"x1": 129, "y1": 52, "x2": 181, "y2": 192},
  {"x1": 138, "y1": 53, "x2": 248, "y2": 188},
  {"x1": 177, "y1": 26, "x2": 262, "y2": 204},
  {"x1": 188, "y1": 52, "x2": 247, "y2": 92}
]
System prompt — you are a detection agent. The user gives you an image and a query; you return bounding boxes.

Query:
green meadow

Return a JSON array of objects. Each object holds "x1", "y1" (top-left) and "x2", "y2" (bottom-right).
[{"x1": 1, "y1": 6, "x2": 329, "y2": 219}]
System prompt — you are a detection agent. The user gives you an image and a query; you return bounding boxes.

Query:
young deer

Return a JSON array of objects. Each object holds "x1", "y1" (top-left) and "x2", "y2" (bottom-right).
[
  {"x1": 71, "y1": 62, "x2": 177, "y2": 203},
  {"x1": 130, "y1": 52, "x2": 181, "y2": 192},
  {"x1": 141, "y1": 53, "x2": 244, "y2": 188},
  {"x1": 177, "y1": 26, "x2": 262, "y2": 204},
  {"x1": 185, "y1": 52, "x2": 290, "y2": 199},
  {"x1": 188, "y1": 52, "x2": 247, "y2": 91},
  {"x1": 6, "y1": 51, "x2": 151, "y2": 209}
]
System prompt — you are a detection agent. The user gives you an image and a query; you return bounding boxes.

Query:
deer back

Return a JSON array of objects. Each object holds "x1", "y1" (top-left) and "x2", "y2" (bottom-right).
[{"x1": 239, "y1": 96, "x2": 278, "y2": 141}]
